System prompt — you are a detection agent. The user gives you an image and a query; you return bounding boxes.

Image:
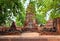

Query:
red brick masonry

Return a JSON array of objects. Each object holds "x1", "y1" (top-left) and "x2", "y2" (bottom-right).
[{"x1": 0, "y1": 35, "x2": 60, "y2": 41}]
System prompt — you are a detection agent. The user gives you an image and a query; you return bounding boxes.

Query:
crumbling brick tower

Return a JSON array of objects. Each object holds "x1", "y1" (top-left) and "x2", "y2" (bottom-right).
[
  {"x1": 23, "y1": 1, "x2": 38, "y2": 31},
  {"x1": 24, "y1": 12, "x2": 37, "y2": 28}
]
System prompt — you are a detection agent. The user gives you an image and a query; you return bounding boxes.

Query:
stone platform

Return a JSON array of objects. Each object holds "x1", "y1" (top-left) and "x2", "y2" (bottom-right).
[{"x1": 0, "y1": 32, "x2": 60, "y2": 41}]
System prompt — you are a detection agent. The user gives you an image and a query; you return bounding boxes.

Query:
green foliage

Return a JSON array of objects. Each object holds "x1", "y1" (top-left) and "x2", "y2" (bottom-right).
[
  {"x1": 27, "y1": 1, "x2": 36, "y2": 14},
  {"x1": 50, "y1": 0, "x2": 60, "y2": 19},
  {"x1": 0, "y1": 0, "x2": 26, "y2": 26},
  {"x1": 36, "y1": 14, "x2": 47, "y2": 24},
  {"x1": 21, "y1": 0, "x2": 26, "y2": 4},
  {"x1": 35, "y1": 0, "x2": 60, "y2": 24}
]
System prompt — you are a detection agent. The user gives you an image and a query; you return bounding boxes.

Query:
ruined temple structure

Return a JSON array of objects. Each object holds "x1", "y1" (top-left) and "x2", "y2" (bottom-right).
[
  {"x1": 22, "y1": 1, "x2": 38, "y2": 32},
  {"x1": 45, "y1": 19, "x2": 53, "y2": 29},
  {"x1": 24, "y1": 12, "x2": 37, "y2": 28},
  {"x1": 53, "y1": 18, "x2": 60, "y2": 33},
  {"x1": 9, "y1": 21, "x2": 17, "y2": 31},
  {"x1": 23, "y1": 12, "x2": 38, "y2": 32}
]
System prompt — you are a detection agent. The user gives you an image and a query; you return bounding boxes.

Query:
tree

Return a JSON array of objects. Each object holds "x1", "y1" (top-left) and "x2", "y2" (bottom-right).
[
  {"x1": 50, "y1": 0, "x2": 60, "y2": 19},
  {"x1": 35, "y1": 0, "x2": 60, "y2": 24},
  {"x1": 0, "y1": 0, "x2": 26, "y2": 26}
]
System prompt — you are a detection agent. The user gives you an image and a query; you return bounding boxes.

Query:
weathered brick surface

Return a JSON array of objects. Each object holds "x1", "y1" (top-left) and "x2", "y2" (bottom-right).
[
  {"x1": 0, "y1": 38, "x2": 48, "y2": 41},
  {"x1": 0, "y1": 36, "x2": 60, "y2": 41},
  {"x1": 0, "y1": 39, "x2": 9, "y2": 41},
  {"x1": 48, "y1": 38, "x2": 60, "y2": 41},
  {"x1": 11, "y1": 39, "x2": 48, "y2": 41}
]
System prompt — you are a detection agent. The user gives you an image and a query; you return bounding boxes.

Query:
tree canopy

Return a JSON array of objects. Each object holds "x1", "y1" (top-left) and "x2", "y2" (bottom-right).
[{"x1": 0, "y1": 0, "x2": 26, "y2": 26}]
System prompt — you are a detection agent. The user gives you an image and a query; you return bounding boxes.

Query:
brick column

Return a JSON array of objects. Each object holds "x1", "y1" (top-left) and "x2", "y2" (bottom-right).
[{"x1": 57, "y1": 18, "x2": 60, "y2": 33}]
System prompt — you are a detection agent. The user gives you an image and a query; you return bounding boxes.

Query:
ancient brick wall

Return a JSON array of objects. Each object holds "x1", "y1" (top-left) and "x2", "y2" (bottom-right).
[
  {"x1": 45, "y1": 19, "x2": 53, "y2": 28},
  {"x1": 0, "y1": 37, "x2": 60, "y2": 41},
  {"x1": 56, "y1": 18, "x2": 60, "y2": 33},
  {"x1": 53, "y1": 18, "x2": 60, "y2": 32}
]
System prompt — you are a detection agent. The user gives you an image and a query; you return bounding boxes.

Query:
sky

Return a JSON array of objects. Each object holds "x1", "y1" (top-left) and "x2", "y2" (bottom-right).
[
  {"x1": 24, "y1": 0, "x2": 30, "y2": 9},
  {"x1": 46, "y1": 9, "x2": 53, "y2": 21}
]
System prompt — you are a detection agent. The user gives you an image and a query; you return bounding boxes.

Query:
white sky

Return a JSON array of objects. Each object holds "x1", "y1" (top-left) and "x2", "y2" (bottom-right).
[
  {"x1": 24, "y1": 0, "x2": 30, "y2": 9},
  {"x1": 46, "y1": 9, "x2": 52, "y2": 21}
]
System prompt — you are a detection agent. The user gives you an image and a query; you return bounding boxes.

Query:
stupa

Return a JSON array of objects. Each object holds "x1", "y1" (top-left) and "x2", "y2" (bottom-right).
[
  {"x1": 23, "y1": 1, "x2": 38, "y2": 32},
  {"x1": 24, "y1": 12, "x2": 37, "y2": 28}
]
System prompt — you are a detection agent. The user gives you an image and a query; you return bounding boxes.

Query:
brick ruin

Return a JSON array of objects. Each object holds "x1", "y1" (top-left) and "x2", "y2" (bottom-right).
[
  {"x1": 45, "y1": 18, "x2": 60, "y2": 31},
  {"x1": 9, "y1": 21, "x2": 17, "y2": 31},
  {"x1": 53, "y1": 18, "x2": 60, "y2": 33},
  {"x1": 0, "y1": 14, "x2": 60, "y2": 35},
  {"x1": 22, "y1": 12, "x2": 38, "y2": 32}
]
